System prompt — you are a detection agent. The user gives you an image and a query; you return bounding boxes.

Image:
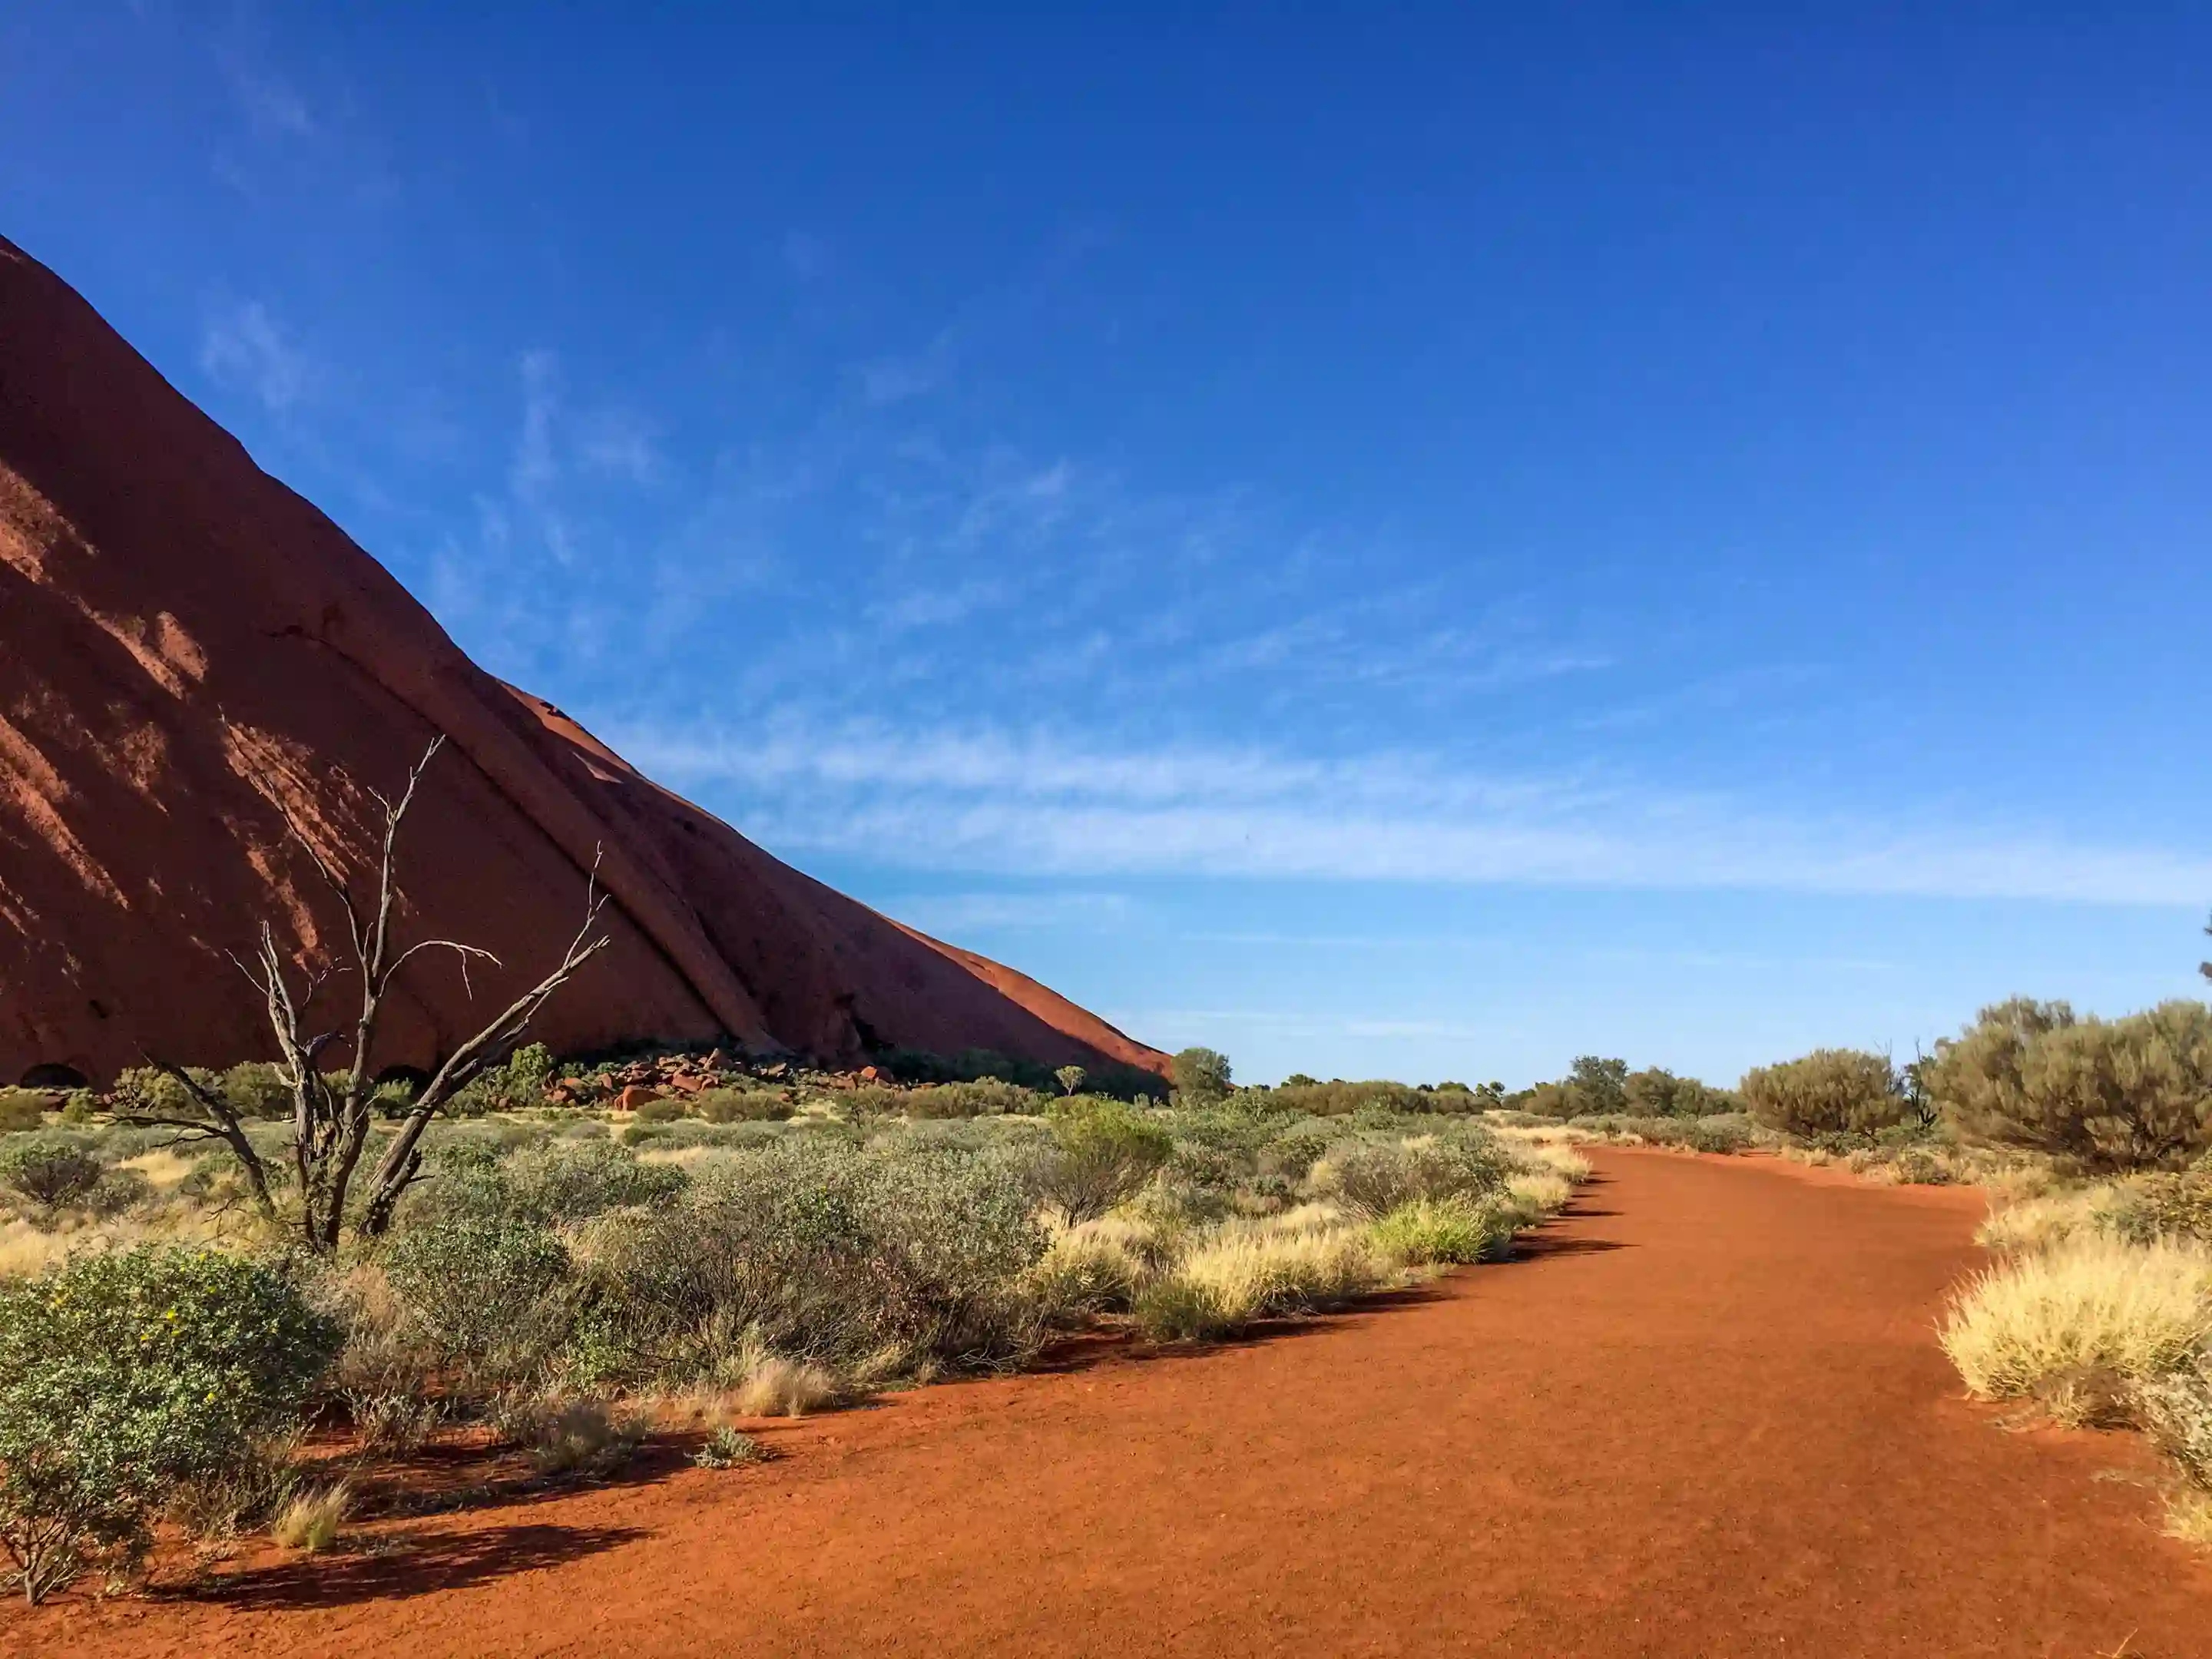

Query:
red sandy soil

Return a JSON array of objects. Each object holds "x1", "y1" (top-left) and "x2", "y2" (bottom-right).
[
  {"x1": 12, "y1": 1150, "x2": 2211, "y2": 1657},
  {"x1": 0, "y1": 235, "x2": 1164, "y2": 1085}
]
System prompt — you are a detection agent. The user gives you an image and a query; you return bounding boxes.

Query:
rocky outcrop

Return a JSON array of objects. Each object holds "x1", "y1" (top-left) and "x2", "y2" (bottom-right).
[{"x1": 0, "y1": 236, "x2": 1166, "y2": 1087}]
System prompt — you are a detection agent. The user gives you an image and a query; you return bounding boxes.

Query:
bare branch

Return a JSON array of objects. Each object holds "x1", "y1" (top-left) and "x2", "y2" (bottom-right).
[
  {"x1": 359, "y1": 849, "x2": 612, "y2": 1235},
  {"x1": 118, "y1": 1055, "x2": 278, "y2": 1223},
  {"x1": 384, "y1": 937, "x2": 502, "y2": 995}
]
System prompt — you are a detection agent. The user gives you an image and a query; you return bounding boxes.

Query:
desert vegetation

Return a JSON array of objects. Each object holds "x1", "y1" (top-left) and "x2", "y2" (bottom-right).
[{"x1": 0, "y1": 1042, "x2": 1589, "y2": 1604}]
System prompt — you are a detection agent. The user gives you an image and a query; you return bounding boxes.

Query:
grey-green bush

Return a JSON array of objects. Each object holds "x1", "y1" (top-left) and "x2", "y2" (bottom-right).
[
  {"x1": 0, "y1": 1138, "x2": 103, "y2": 1207},
  {"x1": 1310, "y1": 1134, "x2": 1505, "y2": 1220},
  {"x1": 575, "y1": 1137, "x2": 1048, "y2": 1380},
  {"x1": 1032, "y1": 1100, "x2": 1174, "y2": 1224},
  {"x1": 0, "y1": 1091, "x2": 48, "y2": 1134},
  {"x1": 411, "y1": 1138, "x2": 687, "y2": 1230},
  {"x1": 0, "y1": 1247, "x2": 338, "y2": 1603},
  {"x1": 1740, "y1": 1048, "x2": 1904, "y2": 1138},
  {"x1": 1931, "y1": 998, "x2": 2212, "y2": 1171},
  {"x1": 381, "y1": 1216, "x2": 573, "y2": 1380}
]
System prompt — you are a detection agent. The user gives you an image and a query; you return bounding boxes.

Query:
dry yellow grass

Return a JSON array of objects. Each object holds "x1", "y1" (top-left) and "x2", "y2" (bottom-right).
[
  {"x1": 733, "y1": 1355, "x2": 840, "y2": 1418},
  {"x1": 1157, "y1": 1211, "x2": 1383, "y2": 1328},
  {"x1": 2163, "y1": 1488, "x2": 2212, "y2": 1546},
  {"x1": 1506, "y1": 1171, "x2": 1572, "y2": 1217},
  {"x1": 270, "y1": 1483, "x2": 350, "y2": 1552},
  {"x1": 1027, "y1": 1219, "x2": 1153, "y2": 1314},
  {"x1": 1938, "y1": 1237, "x2": 2212, "y2": 1400}
]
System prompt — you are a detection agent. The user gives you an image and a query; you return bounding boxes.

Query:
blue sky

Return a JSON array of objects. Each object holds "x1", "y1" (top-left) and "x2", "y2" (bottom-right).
[{"x1": 5, "y1": 5, "x2": 2208, "y2": 1086}]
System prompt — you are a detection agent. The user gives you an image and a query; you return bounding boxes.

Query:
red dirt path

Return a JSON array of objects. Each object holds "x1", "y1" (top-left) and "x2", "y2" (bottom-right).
[{"x1": 13, "y1": 1150, "x2": 2212, "y2": 1657}]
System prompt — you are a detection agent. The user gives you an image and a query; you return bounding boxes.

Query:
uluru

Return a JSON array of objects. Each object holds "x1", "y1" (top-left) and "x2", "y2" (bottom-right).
[{"x1": 0, "y1": 235, "x2": 1166, "y2": 1088}]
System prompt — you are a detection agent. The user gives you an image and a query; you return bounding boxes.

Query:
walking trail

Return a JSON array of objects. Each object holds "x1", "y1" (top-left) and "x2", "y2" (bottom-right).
[{"x1": 15, "y1": 1149, "x2": 2212, "y2": 1657}]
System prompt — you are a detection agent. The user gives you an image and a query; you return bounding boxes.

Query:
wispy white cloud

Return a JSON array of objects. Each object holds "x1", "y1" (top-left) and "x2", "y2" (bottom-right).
[
  {"x1": 888, "y1": 890, "x2": 1136, "y2": 935},
  {"x1": 611, "y1": 714, "x2": 2212, "y2": 907},
  {"x1": 199, "y1": 301, "x2": 312, "y2": 412},
  {"x1": 219, "y1": 51, "x2": 316, "y2": 141},
  {"x1": 574, "y1": 408, "x2": 663, "y2": 484},
  {"x1": 856, "y1": 331, "x2": 954, "y2": 406}
]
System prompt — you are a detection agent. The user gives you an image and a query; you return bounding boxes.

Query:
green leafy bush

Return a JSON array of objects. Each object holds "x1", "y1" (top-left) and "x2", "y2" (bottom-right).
[
  {"x1": 1740, "y1": 1048, "x2": 1905, "y2": 1138},
  {"x1": 381, "y1": 1216, "x2": 572, "y2": 1376},
  {"x1": 0, "y1": 1247, "x2": 337, "y2": 1603},
  {"x1": 1171, "y1": 1047, "x2": 1233, "y2": 1101},
  {"x1": 1624, "y1": 1068, "x2": 1740, "y2": 1118},
  {"x1": 1932, "y1": 999, "x2": 2212, "y2": 1171},
  {"x1": 0, "y1": 1139, "x2": 103, "y2": 1207},
  {"x1": 1263, "y1": 1079, "x2": 1462, "y2": 1118},
  {"x1": 217, "y1": 1062, "x2": 294, "y2": 1120}
]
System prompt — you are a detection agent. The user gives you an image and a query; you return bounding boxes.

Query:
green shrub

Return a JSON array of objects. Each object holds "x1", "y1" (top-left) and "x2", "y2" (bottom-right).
[
  {"x1": 0, "y1": 1092, "x2": 48, "y2": 1134},
  {"x1": 1624, "y1": 1067, "x2": 1739, "y2": 1118},
  {"x1": 381, "y1": 1216, "x2": 572, "y2": 1376},
  {"x1": 0, "y1": 1247, "x2": 337, "y2": 1603},
  {"x1": 577, "y1": 1137, "x2": 1048, "y2": 1379},
  {"x1": 693, "y1": 1426, "x2": 769, "y2": 1469},
  {"x1": 1682, "y1": 1115, "x2": 1755, "y2": 1155},
  {"x1": 82, "y1": 1167, "x2": 151, "y2": 1218},
  {"x1": 906, "y1": 1080, "x2": 1044, "y2": 1118},
  {"x1": 1566, "y1": 1056, "x2": 1628, "y2": 1114},
  {"x1": 2096, "y1": 1175, "x2": 2212, "y2": 1246},
  {"x1": 1172, "y1": 1048, "x2": 1233, "y2": 1101},
  {"x1": 1032, "y1": 1101, "x2": 1174, "y2": 1224},
  {"x1": 1740, "y1": 1048, "x2": 1905, "y2": 1138},
  {"x1": 1932, "y1": 999, "x2": 2212, "y2": 1171},
  {"x1": 1308, "y1": 1135, "x2": 1505, "y2": 1220},
  {"x1": 450, "y1": 1044, "x2": 561, "y2": 1115},
  {"x1": 632, "y1": 1096, "x2": 687, "y2": 1124},
  {"x1": 696, "y1": 1088, "x2": 792, "y2": 1124},
  {"x1": 2134, "y1": 1360, "x2": 2212, "y2": 1492},
  {"x1": 1264, "y1": 1079, "x2": 1439, "y2": 1118},
  {"x1": 427, "y1": 1139, "x2": 690, "y2": 1229},
  {"x1": 217, "y1": 1062, "x2": 294, "y2": 1120},
  {"x1": 0, "y1": 1138, "x2": 103, "y2": 1207}
]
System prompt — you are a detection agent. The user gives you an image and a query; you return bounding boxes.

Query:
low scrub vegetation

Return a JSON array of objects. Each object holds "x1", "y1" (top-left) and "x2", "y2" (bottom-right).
[
  {"x1": 1942, "y1": 1158, "x2": 2212, "y2": 1545},
  {"x1": 0, "y1": 1247, "x2": 338, "y2": 1603},
  {"x1": 0, "y1": 1048, "x2": 1590, "y2": 1603}
]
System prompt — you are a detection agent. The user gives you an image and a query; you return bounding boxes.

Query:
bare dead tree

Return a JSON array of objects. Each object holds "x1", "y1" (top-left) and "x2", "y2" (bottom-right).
[{"x1": 132, "y1": 737, "x2": 610, "y2": 1253}]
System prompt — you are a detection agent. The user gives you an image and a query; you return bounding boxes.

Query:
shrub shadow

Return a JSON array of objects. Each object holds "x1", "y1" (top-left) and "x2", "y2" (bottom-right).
[
  {"x1": 1503, "y1": 1233, "x2": 1628, "y2": 1261},
  {"x1": 347, "y1": 1438, "x2": 696, "y2": 1524},
  {"x1": 168, "y1": 1522, "x2": 648, "y2": 1611}
]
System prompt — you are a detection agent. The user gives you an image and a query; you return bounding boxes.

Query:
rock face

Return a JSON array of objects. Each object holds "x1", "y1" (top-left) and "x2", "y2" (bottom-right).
[{"x1": 0, "y1": 237, "x2": 1167, "y2": 1087}]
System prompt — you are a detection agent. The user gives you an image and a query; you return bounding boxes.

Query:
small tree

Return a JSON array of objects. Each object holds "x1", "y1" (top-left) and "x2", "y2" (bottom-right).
[
  {"x1": 0, "y1": 1247, "x2": 338, "y2": 1603},
  {"x1": 1171, "y1": 1047, "x2": 1233, "y2": 1101},
  {"x1": 118, "y1": 739, "x2": 611, "y2": 1252},
  {"x1": 1053, "y1": 1065, "x2": 1087, "y2": 1098},
  {"x1": 1035, "y1": 1100, "x2": 1174, "y2": 1225},
  {"x1": 1568, "y1": 1056, "x2": 1630, "y2": 1114},
  {"x1": 1740, "y1": 1048, "x2": 1904, "y2": 1138}
]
